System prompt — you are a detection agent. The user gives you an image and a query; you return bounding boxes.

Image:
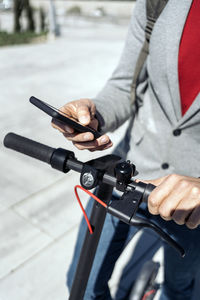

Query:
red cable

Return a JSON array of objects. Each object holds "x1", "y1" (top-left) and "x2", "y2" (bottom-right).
[
  {"x1": 74, "y1": 185, "x2": 107, "y2": 234},
  {"x1": 142, "y1": 289, "x2": 156, "y2": 300},
  {"x1": 75, "y1": 186, "x2": 157, "y2": 298}
]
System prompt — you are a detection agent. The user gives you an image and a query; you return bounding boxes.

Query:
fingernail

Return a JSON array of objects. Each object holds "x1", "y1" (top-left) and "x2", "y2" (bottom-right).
[
  {"x1": 100, "y1": 136, "x2": 109, "y2": 144},
  {"x1": 79, "y1": 115, "x2": 90, "y2": 125}
]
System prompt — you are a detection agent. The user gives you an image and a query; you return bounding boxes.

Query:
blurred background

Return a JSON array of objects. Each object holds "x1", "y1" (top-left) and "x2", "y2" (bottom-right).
[{"x1": 0, "y1": 1, "x2": 164, "y2": 299}]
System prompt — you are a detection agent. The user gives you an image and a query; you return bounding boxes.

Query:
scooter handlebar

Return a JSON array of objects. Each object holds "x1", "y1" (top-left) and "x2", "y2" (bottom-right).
[
  {"x1": 3, "y1": 132, "x2": 185, "y2": 256},
  {"x1": 3, "y1": 133, "x2": 156, "y2": 197},
  {"x1": 143, "y1": 183, "x2": 156, "y2": 201},
  {"x1": 4, "y1": 132, "x2": 55, "y2": 164}
]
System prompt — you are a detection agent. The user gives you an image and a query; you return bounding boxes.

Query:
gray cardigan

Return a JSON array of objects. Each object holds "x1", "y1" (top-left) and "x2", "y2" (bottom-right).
[{"x1": 94, "y1": 0, "x2": 200, "y2": 180}]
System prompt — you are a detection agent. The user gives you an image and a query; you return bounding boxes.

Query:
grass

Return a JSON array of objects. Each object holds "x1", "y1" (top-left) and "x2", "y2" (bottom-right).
[{"x1": 0, "y1": 31, "x2": 47, "y2": 47}]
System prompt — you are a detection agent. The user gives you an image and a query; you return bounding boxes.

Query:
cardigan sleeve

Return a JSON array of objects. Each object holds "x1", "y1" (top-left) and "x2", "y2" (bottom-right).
[{"x1": 93, "y1": 0, "x2": 147, "y2": 134}]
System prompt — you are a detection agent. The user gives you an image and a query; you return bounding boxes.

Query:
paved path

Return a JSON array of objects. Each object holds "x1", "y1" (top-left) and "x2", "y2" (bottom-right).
[
  {"x1": 0, "y1": 20, "x2": 129, "y2": 300},
  {"x1": 0, "y1": 17, "x2": 166, "y2": 300}
]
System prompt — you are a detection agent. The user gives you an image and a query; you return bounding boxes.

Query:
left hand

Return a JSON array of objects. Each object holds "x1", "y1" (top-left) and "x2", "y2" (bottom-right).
[
  {"x1": 141, "y1": 174, "x2": 200, "y2": 229},
  {"x1": 51, "y1": 99, "x2": 113, "y2": 151}
]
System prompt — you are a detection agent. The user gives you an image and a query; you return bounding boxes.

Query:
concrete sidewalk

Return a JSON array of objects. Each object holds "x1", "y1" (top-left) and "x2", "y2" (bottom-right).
[
  {"x1": 0, "y1": 20, "x2": 126, "y2": 300},
  {"x1": 0, "y1": 17, "x2": 165, "y2": 299}
]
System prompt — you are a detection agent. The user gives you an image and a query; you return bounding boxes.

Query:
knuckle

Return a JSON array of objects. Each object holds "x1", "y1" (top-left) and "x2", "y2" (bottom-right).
[
  {"x1": 173, "y1": 218, "x2": 185, "y2": 225},
  {"x1": 179, "y1": 179, "x2": 190, "y2": 190},
  {"x1": 186, "y1": 209, "x2": 200, "y2": 229},
  {"x1": 172, "y1": 213, "x2": 185, "y2": 225},
  {"x1": 78, "y1": 107, "x2": 88, "y2": 114},
  {"x1": 186, "y1": 221, "x2": 198, "y2": 229},
  {"x1": 148, "y1": 207, "x2": 158, "y2": 215},
  {"x1": 168, "y1": 173, "x2": 181, "y2": 183},
  {"x1": 148, "y1": 195, "x2": 158, "y2": 208},
  {"x1": 148, "y1": 197, "x2": 159, "y2": 214},
  {"x1": 191, "y1": 186, "x2": 200, "y2": 198},
  {"x1": 68, "y1": 102, "x2": 76, "y2": 110},
  {"x1": 158, "y1": 206, "x2": 171, "y2": 220},
  {"x1": 60, "y1": 105, "x2": 72, "y2": 115}
]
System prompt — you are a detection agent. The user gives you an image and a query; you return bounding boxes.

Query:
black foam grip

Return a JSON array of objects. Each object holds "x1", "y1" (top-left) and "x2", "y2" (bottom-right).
[
  {"x1": 4, "y1": 133, "x2": 55, "y2": 164},
  {"x1": 142, "y1": 183, "x2": 156, "y2": 202}
]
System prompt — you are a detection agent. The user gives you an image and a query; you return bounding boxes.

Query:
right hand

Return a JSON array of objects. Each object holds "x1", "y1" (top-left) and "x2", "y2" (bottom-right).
[{"x1": 51, "y1": 98, "x2": 113, "y2": 151}]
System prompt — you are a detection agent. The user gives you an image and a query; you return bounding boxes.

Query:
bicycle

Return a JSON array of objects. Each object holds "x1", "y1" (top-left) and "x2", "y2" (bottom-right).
[{"x1": 3, "y1": 132, "x2": 185, "y2": 300}]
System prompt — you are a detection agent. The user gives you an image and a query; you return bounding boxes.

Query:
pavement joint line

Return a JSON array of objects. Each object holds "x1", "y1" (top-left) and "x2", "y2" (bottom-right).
[
  {"x1": 9, "y1": 175, "x2": 69, "y2": 210},
  {"x1": 0, "y1": 174, "x2": 69, "y2": 219},
  {"x1": 9, "y1": 183, "x2": 80, "y2": 240},
  {"x1": 10, "y1": 205, "x2": 55, "y2": 240},
  {"x1": 11, "y1": 193, "x2": 81, "y2": 240},
  {"x1": 0, "y1": 223, "x2": 79, "y2": 281}
]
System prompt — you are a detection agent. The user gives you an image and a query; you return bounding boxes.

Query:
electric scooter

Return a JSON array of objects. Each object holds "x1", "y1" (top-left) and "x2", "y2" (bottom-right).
[{"x1": 3, "y1": 133, "x2": 185, "y2": 300}]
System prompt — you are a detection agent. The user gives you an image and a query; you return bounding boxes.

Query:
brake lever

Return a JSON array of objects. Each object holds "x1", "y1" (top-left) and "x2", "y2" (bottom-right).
[
  {"x1": 130, "y1": 215, "x2": 185, "y2": 257},
  {"x1": 107, "y1": 188, "x2": 185, "y2": 257}
]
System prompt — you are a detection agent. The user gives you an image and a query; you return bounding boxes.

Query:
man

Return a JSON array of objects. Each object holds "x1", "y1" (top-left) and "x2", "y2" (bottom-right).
[{"x1": 52, "y1": 0, "x2": 200, "y2": 299}]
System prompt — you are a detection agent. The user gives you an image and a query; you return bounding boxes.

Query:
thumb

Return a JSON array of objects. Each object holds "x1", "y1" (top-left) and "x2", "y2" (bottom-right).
[{"x1": 77, "y1": 105, "x2": 91, "y2": 125}]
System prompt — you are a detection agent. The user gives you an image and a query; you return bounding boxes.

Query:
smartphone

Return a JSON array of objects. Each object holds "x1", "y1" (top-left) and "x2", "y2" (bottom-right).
[{"x1": 29, "y1": 96, "x2": 101, "y2": 139}]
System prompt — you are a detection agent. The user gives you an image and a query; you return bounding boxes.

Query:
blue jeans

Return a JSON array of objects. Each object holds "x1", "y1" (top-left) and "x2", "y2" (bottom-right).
[{"x1": 67, "y1": 193, "x2": 200, "y2": 300}]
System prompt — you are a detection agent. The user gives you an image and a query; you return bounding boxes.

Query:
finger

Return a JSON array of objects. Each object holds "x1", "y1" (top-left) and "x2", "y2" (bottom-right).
[
  {"x1": 63, "y1": 131, "x2": 94, "y2": 142},
  {"x1": 60, "y1": 99, "x2": 96, "y2": 117},
  {"x1": 63, "y1": 133, "x2": 110, "y2": 144},
  {"x1": 143, "y1": 175, "x2": 200, "y2": 186},
  {"x1": 58, "y1": 104, "x2": 76, "y2": 119},
  {"x1": 51, "y1": 118, "x2": 74, "y2": 134},
  {"x1": 172, "y1": 190, "x2": 200, "y2": 225},
  {"x1": 157, "y1": 180, "x2": 192, "y2": 221},
  {"x1": 89, "y1": 141, "x2": 113, "y2": 152},
  {"x1": 140, "y1": 175, "x2": 170, "y2": 187},
  {"x1": 148, "y1": 174, "x2": 182, "y2": 215},
  {"x1": 76, "y1": 105, "x2": 91, "y2": 125},
  {"x1": 172, "y1": 208, "x2": 193, "y2": 226},
  {"x1": 185, "y1": 206, "x2": 200, "y2": 229},
  {"x1": 72, "y1": 137, "x2": 112, "y2": 150},
  {"x1": 74, "y1": 141, "x2": 113, "y2": 151}
]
